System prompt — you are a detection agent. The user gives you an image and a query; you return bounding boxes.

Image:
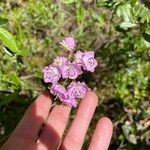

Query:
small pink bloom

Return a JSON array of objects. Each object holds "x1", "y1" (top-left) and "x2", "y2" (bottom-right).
[
  {"x1": 50, "y1": 84, "x2": 67, "y2": 99},
  {"x1": 60, "y1": 97, "x2": 77, "y2": 108},
  {"x1": 60, "y1": 37, "x2": 76, "y2": 51},
  {"x1": 42, "y1": 65, "x2": 61, "y2": 83},
  {"x1": 60, "y1": 62, "x2": 82, "y2": 79},
  {"x1": 74, "y1": 50, "x2": 84, "y2": 65},
  {"x1": 67, "y1": 81, "x2": 90, "y2": 99},
  {"x1": 82, "y1": 51, "x2": 98, "y2": 72},
  {"x1": 53, "y1": 56, "x2": 68, "y2": 67}
]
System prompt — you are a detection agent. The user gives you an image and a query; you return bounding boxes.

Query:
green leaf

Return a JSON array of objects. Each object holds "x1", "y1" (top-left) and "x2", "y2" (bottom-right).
[
  {"x1": 91, "y1": 10, "x2": 105, "y2": 25},
  {"x1": 142, "y1": 130, "x2": 150, "y2": 140},
  {"x1": 142, "y1": 108, "x2": 150, "y2": 119},
  {"x1": 119, "y1": 21, "x2": 137, "y2": 30},
  {"x1": 0, "y1": 17, "x2": 8, "y2": 25},
  {"x1": 142, "y1": 32, "x2": 150, "y2": 43},
  {"x1": 18, "y1": 48, "x2": 29, "y2": 56},
  {"x1": 122, "y1": 124, "x2": 130, "y2": 138},
  {"x1": 76, "y1": 3, "x2": 85, "y2": 24},
  {"x1": 116, "y1": 4, "x2": 133, "y2": 22},
  {"x1": 0, "y1": 27, "x2": 19, "y2": 54},
  {"x1": 122, "y1": 124, "x2": 137, "y2": 144},
  {"x1": 10, "y1": 74, "x2": 21, "y2": 86},
  {"x1": 62, "y1": 0, "x2": 76, "y2": 4}
]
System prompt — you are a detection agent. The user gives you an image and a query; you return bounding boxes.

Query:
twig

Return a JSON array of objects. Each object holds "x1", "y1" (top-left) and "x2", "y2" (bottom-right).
[{"x1": 20, "y1": 74, "x2": 35, "y2": 80}]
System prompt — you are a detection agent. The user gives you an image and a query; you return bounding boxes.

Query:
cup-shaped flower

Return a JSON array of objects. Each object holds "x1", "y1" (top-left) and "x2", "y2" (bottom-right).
[
  {"x1": 74, "y1": 50, "x2": 84, "y2": 65},
  {"x1": 53, "y1": 56, "x2": 68, "y2": 67},
  {"x1": 60, "y1": 37, "x2": 76, "y2": 51},
  {"x1": 42, "y1": 65, "x2": 61, "y2": 83},
  {"x1": 60, "y1": 96, "x2": 77, "y2": 108},
  {"x1": 60, "y1": 62, "x2": 82, "y2": 79},
  {"x1": 42, "y1": 37, "x2": 97, "y2": 109},
  {"x1": 50, "y1": 84, "x2": 68, "y2": 99},
  {"x1": 82, "y1": 51, "x2": 98, "y2": 72},
  {"x1": 67, "y1": 81, "x2": 89, "y2": 99}
]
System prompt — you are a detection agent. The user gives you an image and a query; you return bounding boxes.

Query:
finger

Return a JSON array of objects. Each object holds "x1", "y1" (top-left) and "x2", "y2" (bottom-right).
[
  {"x1": 38, "y1": 105, "x2": 71, "y2": 149},
  {"x1": 12, "y1": 92, "x2": 52, "y2": 140},
  {"x1": 88, "y1": 117, "x2": 113, "y2": 150},
  {"x1": 60, "y1": 91, "x2": 98, "y2": 150}
]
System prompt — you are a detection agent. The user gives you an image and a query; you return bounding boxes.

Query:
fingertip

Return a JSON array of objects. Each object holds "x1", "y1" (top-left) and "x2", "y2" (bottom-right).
[
  {"x1": 98, "y1": 117, "x2": 113, "y2": 126},
  {"x1": 26, "y1": 91, "x2": 52, "y2": 119},
  {"x1": 84, "y1": 91, "x2": 98, "y2": 105},
  {"x1": 78, "y1": 91, "x2": 98, "y2": 115},
  {"x1": 41, "y1": 91, "x2": 51, "y2": 97},
  {"x1": 97, "y1": 117, "x2": 113, "y2": 133},
  {"x1": 88, "y1": 117, "x2": 113, "y2": 150},
  {"x1": 33, "y1": 91, "x2": 52, "y2": 106},
  {"x1": 40, "y1": 91, "x2": 52, "y2": 101}
]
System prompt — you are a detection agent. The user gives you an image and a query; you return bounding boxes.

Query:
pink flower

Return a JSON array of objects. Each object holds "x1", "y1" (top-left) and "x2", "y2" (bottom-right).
[
  {"x1": 42, "y1": 65, "x2": 61, "y2": 83},
  {"x1": 60, "y1": 97, "x2": 77, "y2": 108},
  {"x1": 74, "y1": 50, "x2": 84, "y2": 65},
  {"x1": 60, "y1": 37, "x2": 76, "y2": 51},
  {"x1": 60, "y1": 62, "x2": 82, "y2": 79},
  {"x1": 50, "y1": 83, "x2": 77, "y2": 107},
  {"x1": 82, "y1": 51, "x2": 98, "y2": 72},
  {"x1": 67, "y1": 81, "x2": 89, "y2": 99},
  {"x1": 53, "y1": 56, "x2": 68, "y2": 67},
  {"x1": 50, "y1": 84, "x2": 67, "y2": 99},
  {"x1": 42, "y1": 37, "x2": 98, "y2": 109}
]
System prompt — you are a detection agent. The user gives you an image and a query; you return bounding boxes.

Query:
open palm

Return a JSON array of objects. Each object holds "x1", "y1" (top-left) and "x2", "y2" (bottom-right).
[{"x1": 1, "y1": 91, "x2": 113, "y2": 150}]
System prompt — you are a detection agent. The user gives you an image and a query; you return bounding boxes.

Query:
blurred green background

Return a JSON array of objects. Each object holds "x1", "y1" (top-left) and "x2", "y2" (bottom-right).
[{"x1": 0, "y1": 0, "x2": 150, "y2": 149}]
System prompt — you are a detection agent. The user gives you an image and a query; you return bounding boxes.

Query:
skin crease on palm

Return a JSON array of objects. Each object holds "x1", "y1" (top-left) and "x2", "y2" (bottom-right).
[{"x1": 1, "y1": 91, "x2": 113, "y2": 150}]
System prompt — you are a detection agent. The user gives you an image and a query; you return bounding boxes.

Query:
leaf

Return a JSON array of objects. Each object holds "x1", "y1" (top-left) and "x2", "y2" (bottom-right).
[
  {"x1": 18, "y1": 48, "x2": 29, "y2": 56},
  {"x1": 83, "y1": 0, "x2": 93, "y2": 3},
  {"x1": 142, "y1": 108, "x2": 150, "y2": 119},
  {"x1": 10, "y1": 74, "x2": 21, "y2": 86},
  {"x1": 91, "y1": 11, "x2": 105, "y2": 25},
  {"x1": 115, "y1": 25, "x2": 130, "y2": 32},
  {"x1": 3, "y1": 47, "x2": 14, "y2": 56},
  {"x1": 134, "y1": 3, "x2": 150, "y2": 23},
  {"x1": 142, "y1": 32, "x2": 150, "y2": 43},
  {"x1": 0, "y1": 27, "x2": 19, "y2": 54},
  {"x1": 116, "y1": 4, "x2": 133, "y2": 22},
  {"x1": 122, "y1": 124, "x2": 137, "y2": 144},
  {"x1": 0, "y1": 17, "x2": 8, "y2": 25},
  {"x1": 119, "y1": 21, "x2": 137, "y2": 30},
  {"x1": 142, "y1": 130, "x2": 150, "y2": 139},
  {"x1": 62, "y1": 0, "x2": 76, "y2": 4},
  {"x1": 76, "y1": 3, "x2": 85, "y2": 24}
]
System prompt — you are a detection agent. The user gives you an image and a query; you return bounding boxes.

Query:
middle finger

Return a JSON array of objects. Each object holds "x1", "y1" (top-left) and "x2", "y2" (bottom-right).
[{"x1": 38, "y1": 104, "x2": 71, "y2": 149}]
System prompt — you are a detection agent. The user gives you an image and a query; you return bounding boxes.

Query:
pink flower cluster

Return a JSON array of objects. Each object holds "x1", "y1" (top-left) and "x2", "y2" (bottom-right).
[{"x1": 42, "y1": 37, "x2": 97, "y2": 107}]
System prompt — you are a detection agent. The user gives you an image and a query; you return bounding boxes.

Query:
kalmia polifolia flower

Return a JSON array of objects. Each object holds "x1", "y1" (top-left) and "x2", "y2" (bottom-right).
[
  {"x1": 60, "y1": 97, "x2": 77, "y2": 108},
  {"x1": 60, "y1": 37, "x2": 76, "y2": 51},
  {"x1": 53, "y1": 56, "x2": 68, "y2": 67},
  {"x1": 50, "y1": 84, "x2": 67, "y2": 99},
  {"x1": 82, "y1": 51, "x2": 98, "y2": 72},
  {"x1": 68, "y1": 81, "x2": 90, "y2": 99},
  {"x1": 60, "y1": 62, "x2": 82, "y2": 79},
  {"x1": 50, "y1": 84, "x2": 78, "y2": 108},
  {"x1": 42, "y1": 37, "x2": 97, "y2": 108},
  {"x1": 74, "y1": 50, "x2": 84, "y2": 65},
  {"x1": 50, "y1": 84, "x2": 77, "y2": 107},
  {"x1": 42, "y1": 65, "x2": 61, "y2": 83}
]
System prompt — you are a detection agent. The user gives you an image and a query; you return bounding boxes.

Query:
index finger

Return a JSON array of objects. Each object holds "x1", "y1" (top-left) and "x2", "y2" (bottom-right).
[{"x1": 12, "y1": 92, "x2": 52, "y2": 141}]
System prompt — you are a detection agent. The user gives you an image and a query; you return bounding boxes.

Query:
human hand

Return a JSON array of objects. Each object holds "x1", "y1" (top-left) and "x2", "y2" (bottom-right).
[{"x1": 1, "y1": 91, "x2": 113, "y2": 150}]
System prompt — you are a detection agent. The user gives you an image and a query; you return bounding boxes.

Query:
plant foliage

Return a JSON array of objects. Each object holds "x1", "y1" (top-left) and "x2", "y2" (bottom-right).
[{"x1": 0, "y1": 0, "x2": 149, "y2": 149}]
